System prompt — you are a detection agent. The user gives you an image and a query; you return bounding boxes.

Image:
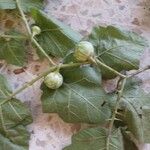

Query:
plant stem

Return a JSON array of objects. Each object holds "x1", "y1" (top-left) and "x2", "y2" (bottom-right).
[
  {"x1": 89, "y1": 57, "x2": 126, "y2": 78},
  {"x1": 0, "y1": 34, "x2": 27, "y2": 39},
  {"x1": 31, "y1": 38, "x2": 56, "y2": 65},
  {"x1": 15, "y1": 0, "x2": 31, "y2": 35},
  {"x1": 127, "y1": 65, "x2": 150, "y2": 78},
  {"x1": 106, "y1": 78, "x2": 126, "y2": 150},
  {"x1": 0, "y1": 62, "x2": 83, "y2": 106},
  {"x1": 15, "y1": 0, "x2": 56, "y2": 65}
]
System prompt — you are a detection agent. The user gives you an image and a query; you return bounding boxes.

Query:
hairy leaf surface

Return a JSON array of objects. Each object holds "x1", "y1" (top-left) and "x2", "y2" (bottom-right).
[
  {"x1": 31, "y1": 8, "x2": 82, "y2": 58},
  {"x1": 87, "y1": 26, "x2": 147, "y2": 79},
  {"x1": 119, "y1": 78, "x2": 150, "y2": 143},
  {"x1": 64, "y1": 127, "x2": 124, "y2": 150},
  {"x1": 41, "y1": 66, "x2": 111, "y2": 124},
  {"x1": 0, "y1": 31, "x2": 27, "y2": 66},
  {"x1": 0, "y1": 75, "x2": 32, "y2": 150}
]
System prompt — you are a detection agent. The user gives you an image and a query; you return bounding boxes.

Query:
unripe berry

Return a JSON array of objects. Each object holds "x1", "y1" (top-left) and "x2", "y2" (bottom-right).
[
  {"x1": 31, "y1": 26, "x2": 41, "y2": 37},
  {"x1": 44, "y1": 72, "x2": 63, "y2": 89},
  {"x1": 74, "y1": 41, "x2": 94, "y2": 62}
]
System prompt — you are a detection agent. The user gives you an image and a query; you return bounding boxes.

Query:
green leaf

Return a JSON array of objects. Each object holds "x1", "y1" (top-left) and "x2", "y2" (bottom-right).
[
  {"x1": 0, "y1": 75, "x2": 11, "y2": 98},
  {"x1": 63, "y1": 127, "x2": 124, "y2": 150},
  {"x1": 121, "y1": 129, "x2": 138, "y2": 150},
  {"x1": 0, "y1": 31, "x2": 27, "y2": 66},
  {"x1": 31, "y1": 8, "x2": 83, "y2": 58},
  {"x1": 119, "y1": 78, "x2": 150, "y2": 143},
  {"x1": 87, "y1": 26, "x2": 147, "y2": 79},
  {"x1": 0, "y1": 74, "x2": 32, "y2": 150},
  {"x1": 0, "y1": 0, "x2": 44, "y2": 12},
  {"x1": 41, "y1": 65, "x2": 111, "y2": 124}
]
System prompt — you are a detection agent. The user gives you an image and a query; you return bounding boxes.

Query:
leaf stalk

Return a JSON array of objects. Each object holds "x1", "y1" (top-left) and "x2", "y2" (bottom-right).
[
  {"x1": 127, "y1": 65, "x2": 150, "y2": 78},
  {"x1": 89, "y1": 57, "x2": 126, "y2": 79}
]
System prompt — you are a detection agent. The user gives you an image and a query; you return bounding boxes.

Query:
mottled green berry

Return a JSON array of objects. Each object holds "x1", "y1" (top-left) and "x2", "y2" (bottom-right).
[
  {"x1": 74, "y1": 41, "x2": 94, "y2": 62},
  {"x1": 44, "y1": 72, "x2": 63, "y2": 89},
  {"x1": 31, "y1": 26, "x2": 41, "y2": 37}
]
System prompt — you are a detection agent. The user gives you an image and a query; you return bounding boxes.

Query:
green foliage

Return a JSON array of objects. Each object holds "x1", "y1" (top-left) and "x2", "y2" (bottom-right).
[
  {"x1": 0, "y1": 0, "x2": 150, "y2": 149},
  {"x1": 87, "y1": 26, "x2": 147, "y2": 79},
  {"x1": 119, "y1": 78, "x2": 150, "y2": 143},
  {"x1": 0, "y1": 75, "x2": 32, "y2": 150},
  {"x1": 41, "y1": 66, "x2": 112, "y2": 124},
  {"x1": 64, "y1": 127, "x2": 124, "y2": 150},
  {"x1": 121, "y1": 130, "x2": 138, "y2": 150},
  {"x1": 0, "y1": 31, "x2": 27, "y2": 66},
  {"x1": 0, "y1": 0, "x2": 44, "y2": 12},
  {"x1": 31, "y1": 8, "x2": 82, "y2": 58}
]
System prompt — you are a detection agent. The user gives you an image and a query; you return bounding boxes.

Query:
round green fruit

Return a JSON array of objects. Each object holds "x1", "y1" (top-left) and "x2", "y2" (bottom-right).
[
  {"x1": 31, "y1": 26, "x2": 41, "y2": 37},
  {"x1": 44, "y1": 72, "x2": 63, "y2": 89},
  {"x1": 74, "y1": 41, "x2": 94, "y2": 62}
]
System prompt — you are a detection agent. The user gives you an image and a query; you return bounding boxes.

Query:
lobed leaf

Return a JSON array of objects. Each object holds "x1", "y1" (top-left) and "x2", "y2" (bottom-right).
[
  {"x1": 41, "y1": 65, "x2": 112, "y2": 124},
  {"x1": 0, "y1": 31, "x2": 27, "y2": 66},
  {"x1": 31, "y1": 8, "x2": 82, "y2": 58},
  {"x1": 87, "y1": 26, "x2": 147, "y2": 79},
  {"x1": 64, "y1": 127, "x2": 124, "y2": 150},
  {"x1": 119, "y1": 78, "x2": 150, "y2": 143},
  {"x1": 0, "y1": 74, "x2": 32, "y2": 150}
]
